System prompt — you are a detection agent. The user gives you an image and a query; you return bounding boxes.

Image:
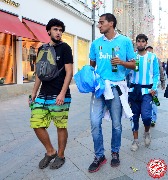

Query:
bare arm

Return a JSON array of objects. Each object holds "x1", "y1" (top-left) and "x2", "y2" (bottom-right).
[
  {"x1": 90, "y1": 60, "x2": 96, "y2": 68},
  {"x1": 56, "y1": 63, "x2": 73, "y2": 105},
  {"x1": 111, "y1": 57, "x2": 136, "y2": 70},
  {"x1": 31, "y1": 75, "x2": 41, "y2": 101}
]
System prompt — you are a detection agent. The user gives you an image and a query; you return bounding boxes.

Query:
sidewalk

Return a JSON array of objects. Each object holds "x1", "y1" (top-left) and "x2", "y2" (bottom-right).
[{"x1": 0, "y1": 84, "x2": 168, "y2": 180}]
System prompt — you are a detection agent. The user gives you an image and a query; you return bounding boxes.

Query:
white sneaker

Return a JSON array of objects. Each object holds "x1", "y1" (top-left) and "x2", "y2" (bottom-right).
[
  {"x1": 131, "y1": 141, "x2": 139, "y2": 151},
  {"x1": 144, "y1": 132, "x2": 151, "y2": 146}
]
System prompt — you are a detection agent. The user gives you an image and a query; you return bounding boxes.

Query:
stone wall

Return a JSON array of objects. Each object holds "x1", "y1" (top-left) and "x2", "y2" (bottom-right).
[{"x1": 0, "y1": 83, "x2": 34, "y2": 101}]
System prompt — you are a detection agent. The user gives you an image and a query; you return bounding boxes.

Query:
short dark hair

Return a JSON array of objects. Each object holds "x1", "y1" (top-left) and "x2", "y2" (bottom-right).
[
  {"x1": 136, "y1": 34, "x2": 148, "y2": 42},
  {"x1": 100, "y1": 13, "x2": 117, "y2": 28},
  {"x1": 145, "y1": 46, "x2": 153, "y2": 50},
  {"x1": 46, "y1": 18, "x2": 65, "y2": 32}
]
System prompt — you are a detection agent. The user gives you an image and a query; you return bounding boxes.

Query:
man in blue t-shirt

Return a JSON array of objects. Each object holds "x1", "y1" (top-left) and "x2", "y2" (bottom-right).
[{"x1": 88, "y1": 13, "x2": 135, "y2": 173}]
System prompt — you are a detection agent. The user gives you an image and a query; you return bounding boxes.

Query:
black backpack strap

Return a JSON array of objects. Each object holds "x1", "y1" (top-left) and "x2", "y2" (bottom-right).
[
  {"x1": 54, "y1": 42, "x2": 65, "y2": 72},
  {"x1": 49, "y1": 46, "x2": 57, "y2": 62},
  {"x1": 41, "y1": 43, "x2": 50, "y2": 50}
]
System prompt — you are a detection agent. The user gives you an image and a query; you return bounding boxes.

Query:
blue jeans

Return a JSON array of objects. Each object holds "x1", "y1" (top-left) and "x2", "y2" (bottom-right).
[
  {"x1": 152, "y1": 104, "x2": 157, "y2": 122},
  {"x1": 90, "y1": 87, "x2": 122, "y2": 158},
  {"x1": 152, "y1": 91, "x2": 158, "y2": 122}
]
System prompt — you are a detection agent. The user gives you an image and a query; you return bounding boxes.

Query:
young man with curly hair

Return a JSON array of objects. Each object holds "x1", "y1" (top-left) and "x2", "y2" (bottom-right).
[{"x1": 30, "y1": 18, "x2": 73, "y2": 169}]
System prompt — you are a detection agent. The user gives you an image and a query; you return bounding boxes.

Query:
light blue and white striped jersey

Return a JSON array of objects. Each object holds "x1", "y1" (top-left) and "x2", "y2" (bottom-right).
[
  {"x1": 89, "y1": 33, "x2": 135, "y2": 82},
  {"x1": 129, "y1": 52, "x2": 160, "y2": 95}
]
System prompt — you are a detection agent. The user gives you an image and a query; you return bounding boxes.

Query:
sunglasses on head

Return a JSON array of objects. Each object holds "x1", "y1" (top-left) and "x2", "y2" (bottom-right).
[{"x1": 137, "y1": 40, "x2": 146, "y2": 43}]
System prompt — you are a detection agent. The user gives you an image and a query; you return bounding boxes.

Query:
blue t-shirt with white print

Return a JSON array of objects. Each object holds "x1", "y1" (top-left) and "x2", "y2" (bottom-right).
[{"x1": 89, "y1": 34, "x2": 135, "y2": 81}]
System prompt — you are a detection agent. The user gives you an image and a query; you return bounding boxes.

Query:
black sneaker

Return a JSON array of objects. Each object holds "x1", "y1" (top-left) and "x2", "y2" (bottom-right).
[
  {"x1": 111, "y1": 152, "x2": 120, "y2": 167},
  {"x1": 88, "y1": 155, "x2": 107, "y2": 173}
]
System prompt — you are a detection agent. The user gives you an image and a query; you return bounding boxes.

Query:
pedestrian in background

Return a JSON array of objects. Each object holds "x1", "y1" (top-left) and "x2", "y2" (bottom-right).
[
  {"x1": 162, "y1": 62, "x2": 167, "y2": 81},
  {"x1": 29, "y1": 18, "x2": 73, "y2": 169},
  {"x1": 166, "y1": 60, "x2": 168, "y2": 78},
  {"x1": 88, "y1": 13, "x2": 135, "y2": 173},
  {"x1": 164, "y1": 84, "x2": 168, "y2": 98},
  {"x1": 145, "y1": 46, "x2": 165, "y2": 127},
  {"x1": 129, "y1": 34, "x2": 159, "y2": 152}
]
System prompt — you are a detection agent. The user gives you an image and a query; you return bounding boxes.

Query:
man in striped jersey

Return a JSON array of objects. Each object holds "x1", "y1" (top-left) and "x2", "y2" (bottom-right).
[{"x1": 128, "y1": 34, "x2": 160, "y2": 152}]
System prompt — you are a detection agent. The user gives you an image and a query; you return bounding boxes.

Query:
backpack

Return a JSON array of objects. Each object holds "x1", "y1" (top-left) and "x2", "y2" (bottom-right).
[{"x1": 35, "y1": 43, "x2": 64, "y2": 81}]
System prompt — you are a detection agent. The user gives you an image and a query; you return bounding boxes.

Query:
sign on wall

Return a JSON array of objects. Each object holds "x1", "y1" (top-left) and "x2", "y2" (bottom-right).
[{"x1": 1, "y1": 0, "x2": 20, "y2": 7}]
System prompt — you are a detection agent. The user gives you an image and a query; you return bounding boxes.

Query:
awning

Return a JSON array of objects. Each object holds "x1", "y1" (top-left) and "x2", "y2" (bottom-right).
[
  {"x1": 22, "y1": 19, "x2": 50, "y2": 43},
  {"x1": 0, "y1": 11, "x2": 35, "y2": 39}
]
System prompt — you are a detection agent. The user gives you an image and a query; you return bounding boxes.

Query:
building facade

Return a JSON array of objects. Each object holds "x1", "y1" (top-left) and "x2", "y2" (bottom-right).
[
  {"x1": 113, "y1": 0, "x2": 154, "y2": 47},
  {"x1": 0, "y1": 0, "x2": 113, "y2": 86}
]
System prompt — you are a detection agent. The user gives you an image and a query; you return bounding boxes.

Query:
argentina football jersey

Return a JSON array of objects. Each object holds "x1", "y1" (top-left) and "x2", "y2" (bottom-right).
[{"x1": 129, "y1": 52, "x2": 160, "y2": 95}]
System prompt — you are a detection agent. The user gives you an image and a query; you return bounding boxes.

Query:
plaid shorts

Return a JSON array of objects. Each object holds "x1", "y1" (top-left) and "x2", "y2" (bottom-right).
[{"x1": 30, "y1": 94, "x2": 71, "y2": 129}]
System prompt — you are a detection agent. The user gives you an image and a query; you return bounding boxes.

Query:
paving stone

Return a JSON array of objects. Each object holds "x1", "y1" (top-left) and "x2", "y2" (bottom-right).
[
  {"x1": 111, "y1": 175, "x2": 133, "y2": 180},
  {"x1": 74, "y1": 136, "x2": 94, "y2": 151},
  {"x1": 0, "y1": 133, "x2": 15, "y2": 142},
  {"x1": 0, "y1": 150, "x2": 14, "y2": 166},
  {"x1": 66, "y1": 144, "x2": 93, "y2": 159},
  {"x1": 115, "y1": 156, "x2": 147, "y2": 176},
  {"x1": 23, "y1": 170, "x2": 49, "y2": 180},
  {"x1": 50, "y1": 170, "x2": 89, "y2": 180},
  {"x1": 0, "y1": 84, "x2": 168, "y2": 179},
  {"x1": 41, "y1": 158, "x2": 80, "y2": 178},
  {"x1": 155, "y1": 146, "x2": 168, "y2": 157},
  {"x1": 4, "y1": 171, "x2": 26, "y2": 180},
  {"x1": 1, "y1": 155, "x2": 33, "y2": 180}
]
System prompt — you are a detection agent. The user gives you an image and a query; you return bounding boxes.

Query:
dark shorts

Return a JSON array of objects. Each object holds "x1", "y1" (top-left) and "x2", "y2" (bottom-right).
[{"x1": 129, "y1": 94, "x2": 152, "y2": 131}]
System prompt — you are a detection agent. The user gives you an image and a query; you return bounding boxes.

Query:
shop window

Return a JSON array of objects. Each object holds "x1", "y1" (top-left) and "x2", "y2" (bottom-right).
[
  {"x1": 22, "y1": 38, "x2": 42, "y2": 82},
  {"x1": 0, "y1": 33, "x2": 15, "y2": 84},
  {"x1": 22, "y1": 33, "x2": 74, "y2": 83},
  {"x1": 80, "y1": 0, "x2": 87, "y2": 4},
  {"x1": 77, "y1": 38, "x2": 89, "y2": 70},
  {"x1": 62, "y1": 33, "x2": 74, "y2": 54}
]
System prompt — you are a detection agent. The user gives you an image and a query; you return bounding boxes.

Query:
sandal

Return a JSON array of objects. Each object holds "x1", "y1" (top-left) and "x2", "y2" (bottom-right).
[
  {"x1": 50, "y1": 156, "x2": 65, "y2": 169},
  {"x1": 39, "y1": 153, "x2": 57, "y2": 169}
]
